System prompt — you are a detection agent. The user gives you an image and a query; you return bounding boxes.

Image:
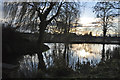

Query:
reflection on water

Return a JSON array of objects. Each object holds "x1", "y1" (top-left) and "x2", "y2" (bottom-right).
[
  {"x1": 18, "y1": 54, "x2": 39, "y2": 77},
  {"x1": 71, "y1": 44, "x2": 102, "y2": 66},
  {"x1": 18, "y1": 43, "x2": 119, "y2": 72}
]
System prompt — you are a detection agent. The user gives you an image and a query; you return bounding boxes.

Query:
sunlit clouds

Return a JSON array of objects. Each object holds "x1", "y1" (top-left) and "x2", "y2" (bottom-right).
[{"x1": 79, "y1": 17, "x2": 96, "y2": 26}]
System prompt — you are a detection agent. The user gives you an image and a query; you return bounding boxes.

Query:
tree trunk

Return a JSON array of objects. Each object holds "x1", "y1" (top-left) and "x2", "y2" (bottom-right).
[
  {"x1": 63, "y1": 43, "x2": 69, "y2": 66},
  {"x1": 102, "y1": 43, "x2": 105, "y2": 61},
  {"x1": 63, "y1": 44, "x2": 67, "y2": 59},
  {"x1": 68, "y1": 20, "x2": 71, "y2": 33},
  {"x1": 37, "y1": 22, "x2": 47, "y2": 44},
  {"x1": 103, "y1": 27, "x2": 107, "y2": 43},
  {"x1": 102, "y1": 25, "x2": 106, "y2": 61},
  {"x1": 37, "y1": 21, "x2": 48, "y2": 71},
  {"x1": 66, "y1": 44, "x2": 69, "y2": 67}
]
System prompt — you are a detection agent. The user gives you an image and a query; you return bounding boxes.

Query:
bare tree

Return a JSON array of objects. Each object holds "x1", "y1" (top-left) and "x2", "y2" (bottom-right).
[
  {"x1": 4, "y1": 2, "x2": 63, "y2": 70},
  {"x1": 4, "y1": 2, "x2": 82, "y2": 70},
  {"x1": 4, "y1": 2, "x2": 62, "y2": 43},
  {"x1": 56, "y1": 2, "x2": 81, "y2": 34},
  {"x1": 93, "y1": 2, "x2": 118, "y2": 39},
  {"x1": 93, "y1": 1, "x2": 119, "y2": 61}
]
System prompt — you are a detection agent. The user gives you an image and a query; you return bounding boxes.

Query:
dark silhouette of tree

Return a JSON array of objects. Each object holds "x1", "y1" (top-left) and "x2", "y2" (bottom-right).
[
  {"x1": 110, "y1": 1, "x2": 120, "y2": 10},
  {"x1": 4, "y1": 2, "x2": 62, "y2": 43},
  {"x1": 93, "y1": 2, "x2": 119, "y2": 61},
  {"x1": 55, "y1": 2, "x2": 81, "y2": 63},
  {"x1": 56, "y1": 2, "x2": 81, "y2": 34},
  {"x1": 3, "y1": 2, "x2": 82, "y2": 70},
  {"x1": 93, "y1": 2, "x2": 118, "y2": 41},
  {"x1": 4, "y1": 2, "x2": 63, "y2": 70}
]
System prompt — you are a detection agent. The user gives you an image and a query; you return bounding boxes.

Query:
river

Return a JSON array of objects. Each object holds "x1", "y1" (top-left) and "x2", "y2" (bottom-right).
[{"x1": 17, "y1": 43, "x2": 119, "y2": 77}]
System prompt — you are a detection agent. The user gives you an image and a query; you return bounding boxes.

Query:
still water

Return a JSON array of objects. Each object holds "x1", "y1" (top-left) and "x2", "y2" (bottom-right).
[{"x1": 18, "y1": 43, "x2": 119, "y2": 76}]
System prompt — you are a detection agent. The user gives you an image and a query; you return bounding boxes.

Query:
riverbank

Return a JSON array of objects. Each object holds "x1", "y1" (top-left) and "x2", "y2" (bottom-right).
[
  {"x1": 2, "y1": 47, "x2": 120, "y2": 78},
  {"x1": 2, "y1": 27, "x2": 49, "y2": 64},
  {"x1": 2, "y1": 27, "x2": 120, "y2": 78},
  {"x1": 22, "y1": 33, "x2": 120, "y2": 44}
]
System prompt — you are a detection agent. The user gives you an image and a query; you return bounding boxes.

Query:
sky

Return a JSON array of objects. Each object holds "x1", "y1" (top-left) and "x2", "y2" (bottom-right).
[
  {"x1": 0, "y1": 0, "x2": 3, "y2": 21},
  {"x1": 81, "y1": 2, "x2": 96, "y2": 19},
  {"x1": 77, "y1": 1, "x2": 119, "y2": 36},
  {"x1": 77, "y1": 2, "x2": 101, "y2": 36},
  {"x1": 80, "y1": 2, "x2": 97, "y2": 26},
  {"x1": 0, "y1": 1, "x2": 119, "y2": 36}
]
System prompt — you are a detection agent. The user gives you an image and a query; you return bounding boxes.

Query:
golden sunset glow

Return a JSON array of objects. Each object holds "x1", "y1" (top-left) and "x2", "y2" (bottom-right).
[
  {"x1": 77, "y1": 49, "x2": 90, "y2": 57},
  {"x1": 80, "y1": 17, "x2": 96, "y2": 26}
]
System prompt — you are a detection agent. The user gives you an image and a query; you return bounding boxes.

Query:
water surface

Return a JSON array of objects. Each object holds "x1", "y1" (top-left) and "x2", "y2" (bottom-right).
[{"x1": 18, "y1": 43, "x2": 119, "y2": 73}]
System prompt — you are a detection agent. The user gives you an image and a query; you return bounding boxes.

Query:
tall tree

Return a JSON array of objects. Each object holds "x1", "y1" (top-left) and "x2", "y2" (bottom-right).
[
  {"x1": 4, "y1": 2, "x2": 81, "y2": 70},
  {"x1": 55, "y1": 2, "x2": 81, "y2": 62},
  {"x1": 93, "y1": 2, "x2": 118, "y2": 39},
  {"x1": 93, "y1": 1, "x2": 119, "y2": 61},
  {"x1": 4, "y1": 2, "x2": 63, "y2": 70},
  {"x1": 4, "y1": 2, "x2": 62, "y2": 43},
  {"x1": 56, "y1": 2, "x2": 81, "y2": 34}
]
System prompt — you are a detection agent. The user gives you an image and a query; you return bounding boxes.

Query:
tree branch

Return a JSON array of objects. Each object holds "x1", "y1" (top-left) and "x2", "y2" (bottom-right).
[
  {"x1": 47, "y1": 3, "x2": 62, "y2": 23},
  {"x1": 27, "y1": 3, "x2": 41, "y2": 14},
  {"x1": 43, "y1": 2, "x2": 56, "y2": 19},
  {"x1": 110, "y1": 3, "x2": 120, "y2": 9}
]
